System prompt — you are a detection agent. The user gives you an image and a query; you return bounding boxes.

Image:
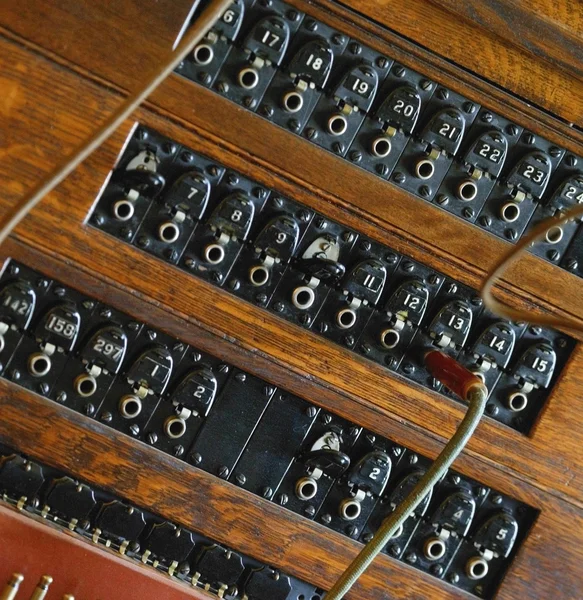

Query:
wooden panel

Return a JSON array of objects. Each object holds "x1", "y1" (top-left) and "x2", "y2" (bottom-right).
[
  {"x1": 1, "y1": 36, "x2": 583, "y2": 506},
  {"x1": 340, "y1": 0, "x2": 583, "y2": 126},
  {"x1": 430, "y1": 0, "x2": 583, "y2": 81},
  {"x1": 0, "y1": 378, "x2": 582, "y2": 599},
  {"x1": 0, "y1": 0, "x2": 195, "y2": 90},
  {"x1": 1, "y1": 33, "x2": 582, "y2": 330}
]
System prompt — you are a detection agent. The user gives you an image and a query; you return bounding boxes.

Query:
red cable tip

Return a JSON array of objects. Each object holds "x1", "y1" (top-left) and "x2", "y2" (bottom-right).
[{"x1": 424, "y1": 350, "x2": 486, "y2": 401}]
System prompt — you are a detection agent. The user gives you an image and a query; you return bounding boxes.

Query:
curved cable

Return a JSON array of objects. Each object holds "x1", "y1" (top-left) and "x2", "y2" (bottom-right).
[
  {"x1": 481, "y1": 203, "x2": 583, "y2": 333},
  {"x1": 325, "y1": 353, "x2": 488, "y2": 600},
  {"x1": 0, "y1": 0, "x2": 232, "y2": 247}
]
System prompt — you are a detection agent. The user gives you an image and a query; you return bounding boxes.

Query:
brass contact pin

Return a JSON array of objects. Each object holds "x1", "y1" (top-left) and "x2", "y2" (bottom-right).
[
  {"x1": 29, "y1": 575, "x2": 53, "y2": 600},
  {"x1": 0, "y1": 573, "x2": 24, "y2": 600}
]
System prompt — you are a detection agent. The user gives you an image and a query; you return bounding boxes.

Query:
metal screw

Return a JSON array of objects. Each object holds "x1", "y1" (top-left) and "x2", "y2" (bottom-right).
[
  {"x1": 190, "y1": 453, "x2": 202, "y2": 465},
  {"x1": 346, "y1": 525, "x2": 359, "y2": 537},
  {"x1": 147, "y1": 432, "x2": 157, "y2": 444},
  {"x1": 320, "y1": 513, "x2": 332, "y2": 525},
  {"x1": 56, "y1": 391, "x2": 67, "y2": 403},
  {"x1": 405, "y1": 552, "x2": 417, "y2": 564},
  {"x1": 565, "y1": 257, "x2": 578, "y2": 271},
  {"x1": 277, "y1": 493, "x2": 288, "y2": 506},
  {"x1": 306, "y1": 406, "x2": 317, "y2": 418},
  {"x1": 333, "y1": 142, "x2": 345, "y2": 155},
  {"x1": 547, "y1": 249, "x2": 560, "y2": 262},
  {"x1": 376, "y1": 164, "x2": 389, "y2": 177},
  {"x1": 235, "y1": 372, "x2": 246, "y2": 383},
  {"x1": 448, "y1": 572, "x2": 460, "y2": 584},
  {"x1": 523, "y1": 132, "x2": 535, "y2": 144},
  {"x1": 479, "y1": 215, "x2": 492, "y2": 227},
  {"x1": 549, "y1": 146, "x2": 562, "y2": 158},
  {"x1": 565, "y1": 155, "x2": 578, "y2": 167},
  {"x1": 437, "y1": 88, "x2": 449, "y2": 100},
  {"x1": 349, "y1": 42, "x2": 361, "y2": 54},
  {"x1": 218, "y1": 466, "x2": 229, "y2": 478},
  {"x1": 304, "y1": 505, "x2": 316, "y2": 517},
  {"x1": 481, "y1": 112, "x2": 493, "y2": 123},
  {"x1": 393, "y1": 171, "x2": 406, "y2": 184},
  {"x1": 377, "y1": 57, "x2": 389, "y2": 69},
  {"x1": 129, "y1": 424, "x2": 140, "y2": 436},
  {"x1": 505, "y1": 228, "x2": 518, "y2": 241},
  {"x1": 462, "y1": 207, "x2": 474, "y2": 219},
  {"x1": 305, "y1": 127, "x2": 317, "y2": 140},
  {"x1": 393, "y1": 65, "x2": 405, "y2": 77},
  {"x1": 506, "y1": 124, "x2": 519, "y2": 136},
  {"x1": 486, "y1": 403, "x2": 498, "y2": 416},
  {"x1": 228, "y1": 278, "x2": 240, "y2": 291},
  {"x1": 262, "y1": 486, "x2": 273, "y2": 499},
  {"x1": 306, "y1": 19, "x2": 318, "y2": 32},
  {"x1": 402, "y1": 362, "x2": 415, "y2": 375},
  {"x1": 420, "y1": 79, "x2": 433, "y2": 91},
  {"x1": 235, "y1": 473, "x2": 246, "y2": 486},
  {"x1": 403, "y1": 261, "x2": 415, "y2": 272},
  {"x1": 463, "y1": 102, "x2": 476, "y2": 113},
  {"x1": 435, "y1": 194, "x2": 449, "y2": 206},
  {"x1": 419, "y1": 185, "x2": 431, "y2": 197},
  {"x1": 350, "y1": 150, "x2": 362, "y2": 162}
]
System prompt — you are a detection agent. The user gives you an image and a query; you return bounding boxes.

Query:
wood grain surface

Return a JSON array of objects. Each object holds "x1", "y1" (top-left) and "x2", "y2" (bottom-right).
[
  {"x1": 1, "y1": 381, "x2": 582, "y2": 599},
  {"x1": 1, "y1": 35, "x2": 583, "y2": 507},
  {"x1": 340, "y1": 0, "x2": 583, "y2": 126},
  {"x1": 430, "y1": 0, "x2": 583, "y2": 80},
  {"x1": 0, "y1": 1, "x2": 582, "y2": 598}
]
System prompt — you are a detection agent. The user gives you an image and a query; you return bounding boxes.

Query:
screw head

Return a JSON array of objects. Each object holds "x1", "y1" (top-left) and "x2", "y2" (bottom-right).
[
  {"x1": 402, "y1": 362, "x2": 415, "y2": 375},
  {"x1": 305, "y1": 127, "x2": 317, "y2": 140},
  {"x1": 376, "y1": 164, "x2": 389, "y2": 177},
  {"x1": 259, "y1": 104, "x2": 273, "y2": 118},
  {"x1": 393, "y1": 171, "x2": 406, "y2": 184}
]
